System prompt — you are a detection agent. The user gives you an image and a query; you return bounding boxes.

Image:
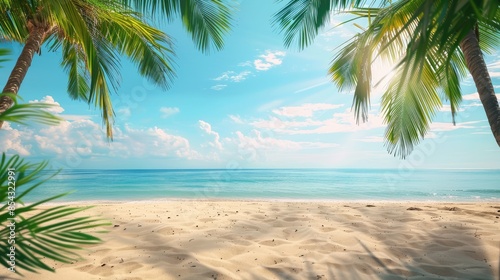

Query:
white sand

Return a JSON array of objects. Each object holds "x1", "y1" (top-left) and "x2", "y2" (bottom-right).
[{"x1": 3, "y1": 201, "x2": 499, "y2": 280}]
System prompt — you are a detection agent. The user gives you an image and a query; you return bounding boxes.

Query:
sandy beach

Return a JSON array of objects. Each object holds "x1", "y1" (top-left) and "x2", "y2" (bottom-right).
[{"x1": 3, "y1": 201, "x2": 499, "y2": 280}]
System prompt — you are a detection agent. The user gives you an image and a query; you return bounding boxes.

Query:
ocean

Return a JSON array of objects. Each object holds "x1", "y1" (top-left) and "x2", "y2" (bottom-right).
[{"x1": 24, "y1": 169, "x2": 500, "y2": 202}]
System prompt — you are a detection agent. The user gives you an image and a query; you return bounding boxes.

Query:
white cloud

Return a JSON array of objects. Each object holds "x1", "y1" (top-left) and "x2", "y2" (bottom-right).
[
  {"x1": 109, "y1": 125, "x2": 202, "y2": 160},
  {"x1": 462, "y1": 92, "x2": 500, "y2": 100},
  {"x1": 29, "y1": 95, "x2": 64, "y2": 114},
  {"x1": 251, "y1": 110, "x2": 384, "y2": 135},
  {"x1": 487, "y1": 59, "x2": 500, "y2": 76},
  {"x1": 33, "y1": 119, "x2": 105, "y2": 156},
  {"x1": 160, "y1": 107, "x2": 180, "y2": 118},
  {"x1": 63, "y1": 115, "x2": 93, "y2": 121},
  {"x1": 235, "y1": 130, "x2": 338, "y2": 152},
  {"x1": 1, "y1": 96, "x2": 204, "y2": 163},
  {"x1": 462, "y1": 93, "x2": 479, "y2": 100},
  {"x1": 257, "y1": 99, "x2": 284, "y2": 112},
  {"x1": 251, "y1": 116, "x2": 323, "y2": 130},
  {"x1": 357, "y1": 136, "x2": 384, "y2": 143},
  {"x1": 319, "y1": 18, "x2": 356, "y2": 40},
  {"x1": 228, "y1": 114, "x2": 244, "y2": 124},
  {"x1": 293, "y1": 80, "x2": 330, "y2": 94},
  {"x1": 429, "y1": 121, "x2": 480, "y2": 132},
  {"x1": 211, "y1": 51, "x2": 285, "y2": 90},
  {"x1": 487, "y1": 60, "x2": 500, "y2": 69},
  {"x1": 117, "y1": 107, "x2": 131, "y2": 120},
  {"x1": 214, "y1": 71, "x2": 251, "y2": 82},
  {"x1": 236, "y1": 130, "x2": 299, "y2": 150},
  {"x1": 0, "y1": 122, "x2": 32, "y2": 156},
  {"x1": 199, "y1": 120, "x2": 222, "y2": 150},
  {"x1": 211, "y1": 84, "x2": 227, "y2": 91},
  {"x1": 254, "y1": 50, "x2": 286, "y2": 71},
  {"x1": 272, "y1": 103, "x2": 344, "y2": 118},
  {"x1": 238, "y1": 61, "x2": 252, "y2": 67},
  {"x1": 439, "y1": 105, "x2": 465, "y2": 113}
]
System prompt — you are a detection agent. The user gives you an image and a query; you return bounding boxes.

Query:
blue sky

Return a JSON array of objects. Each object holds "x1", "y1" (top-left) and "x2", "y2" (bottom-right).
[{"x1": 1, "y1": 1, "x2": 500, "y2": 170}]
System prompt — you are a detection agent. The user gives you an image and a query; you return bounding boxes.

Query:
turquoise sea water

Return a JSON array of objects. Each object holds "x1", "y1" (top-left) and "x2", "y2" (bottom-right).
[{"x1": 24, "y1": 169, "x2": 500, "y2": 202}]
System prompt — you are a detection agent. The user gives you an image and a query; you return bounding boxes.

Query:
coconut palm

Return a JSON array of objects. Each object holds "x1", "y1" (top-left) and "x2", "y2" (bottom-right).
[
  {"x1": 0, "y1": 0, "x2": 232, "y2": 138},
  {"x1": 274, "y1": 0, "x2": 500, "y2": 157}
]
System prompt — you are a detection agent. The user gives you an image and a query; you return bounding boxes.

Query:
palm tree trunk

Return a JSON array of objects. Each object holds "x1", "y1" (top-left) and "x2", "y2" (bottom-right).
[
  {"x1": 459, "y1": 29, "x2": 500, "y2": 146},
  {"x1": 0, "y1": 24, "x2": 52, "y2": 129}
]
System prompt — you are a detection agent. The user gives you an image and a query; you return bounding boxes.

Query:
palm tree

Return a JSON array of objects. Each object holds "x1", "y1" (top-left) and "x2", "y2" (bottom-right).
[
  {"x1": 0, "y1": 0, "x2": 232, "y2": 138},
  {"x1": 274, "y1": 0, "x2": 499, "y2": 157}
]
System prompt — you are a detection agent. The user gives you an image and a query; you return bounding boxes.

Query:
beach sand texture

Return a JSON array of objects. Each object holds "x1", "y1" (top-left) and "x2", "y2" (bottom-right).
[{"x1": 3, "y1": 201, "x2": 499, "y2": 280}]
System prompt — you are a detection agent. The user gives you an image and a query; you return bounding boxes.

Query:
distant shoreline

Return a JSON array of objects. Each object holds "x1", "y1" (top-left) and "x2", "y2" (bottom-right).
[{"x1": 36, "y1": 198, "x2": 500, "y2": 206}]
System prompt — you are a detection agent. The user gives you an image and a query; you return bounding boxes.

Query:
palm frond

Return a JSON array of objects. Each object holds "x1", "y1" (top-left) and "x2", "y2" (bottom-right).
[
  {"x1": 381, "y1": 57, "x2": 442, "y2": 157},
  {"x1": 61, "y1": 42, "x2": 90, "y2": 101},
  {"x1": 0, "y1": 1, "x2": 30, "y2": 42},
  {"x1": 41, "y1": 0, "x2": 180, "y2": 139},
  {"x1": 0, "y1": 153, "x2": 110, "y2": 275},
  {"x1": 0, "y1": 93, "x2": 63, "y2": 126},
  {"x1": 325, "y1": 0, "x2": 500, "y2": 157},
  {"x1": 273, "y1": 0, "x2": 370, "y2": 49},
  {"x1": 180, "y1": 0, "x2": 233, "y2": 52},
  {"x1": 329, "y1": 33, "x2": 374, "y2": 123},
  {"x1": 123, "y1": 0, "x2": 233, "y2": 52},
  {"x1": 96, "y1": 6, "x2": 176, "y2": 89},
  {"x1": 438, "y1": 52, "x2": 465, "y2": 125}
]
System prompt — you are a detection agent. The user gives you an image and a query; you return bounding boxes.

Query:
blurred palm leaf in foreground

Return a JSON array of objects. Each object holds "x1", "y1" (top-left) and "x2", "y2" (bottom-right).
[
  {"x1": 0, "y1": 47, "x2": 109, "y2": 274},
  {"x1": 0, "y1": 153, "x2": 110, "y2": 275}
]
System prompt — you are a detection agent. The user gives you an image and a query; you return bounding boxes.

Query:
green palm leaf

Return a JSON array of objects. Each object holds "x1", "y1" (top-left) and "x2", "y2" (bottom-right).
[
  {"x1": 0, "y1": 93, "x2": 63, "y2": 126},
  {"x1": 1, "y1": 0, "x2": 230, "y2": 138},
  {"x1": 0, "y1": 153, "x2": 110, "y2": 275},
  {"x1": 273, "y1": 0, "x2": 368, "y2": 49},
  {"x1": 123, "y1": 0, "x2": 233, "y2": 52},
  {"x1": 275, "y1": 0, "x2": 500, "y2": 157},
  {"x1": 381, "y1": 57, "x2": 442, "y2": 157}
]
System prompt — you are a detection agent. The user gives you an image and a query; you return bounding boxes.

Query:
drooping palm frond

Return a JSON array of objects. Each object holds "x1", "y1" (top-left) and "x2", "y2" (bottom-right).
[
  {"x1": 34, "y1": 0, "x2": 176, "y2": 139},
  {"x1": 381, "y1": 56, "x2": 442, "y2": 157},
  {"x1": 277, "y1": 0, "x2": 500, "y2": 157},
  {"x1": 95, "y1": 6, "x2": 176, "y2": 88},
  {"x1": 0, "y1": 0, "x2": 233, "y2": 138},
  {"x1": 438, "y1": 52, "x2": 466, "y2": 125},
  {"x1": 347, "y1": 1, "x2": 467, "y2": 157},
  {"x1": 354, "y1": 0, "x2": 498, "y2": 156},
  {"x1": 0, "y1": 153, "x2": 110, "y2": 275},
  {"x1": 273, "y1": 0, "x2": 373, "y2": 49},
  {"x1": 329, "y1": 32, "x2": 374, "y2": 124},
  {"x1": 0, "y1": 0, "x2": 189, "y2": 138},
  {"x1": 61, "y1": 41, "x2": 90, "y2": 101},
  {"x1": 123, "y1": 0, "x2": 233, "y2": 52}
]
